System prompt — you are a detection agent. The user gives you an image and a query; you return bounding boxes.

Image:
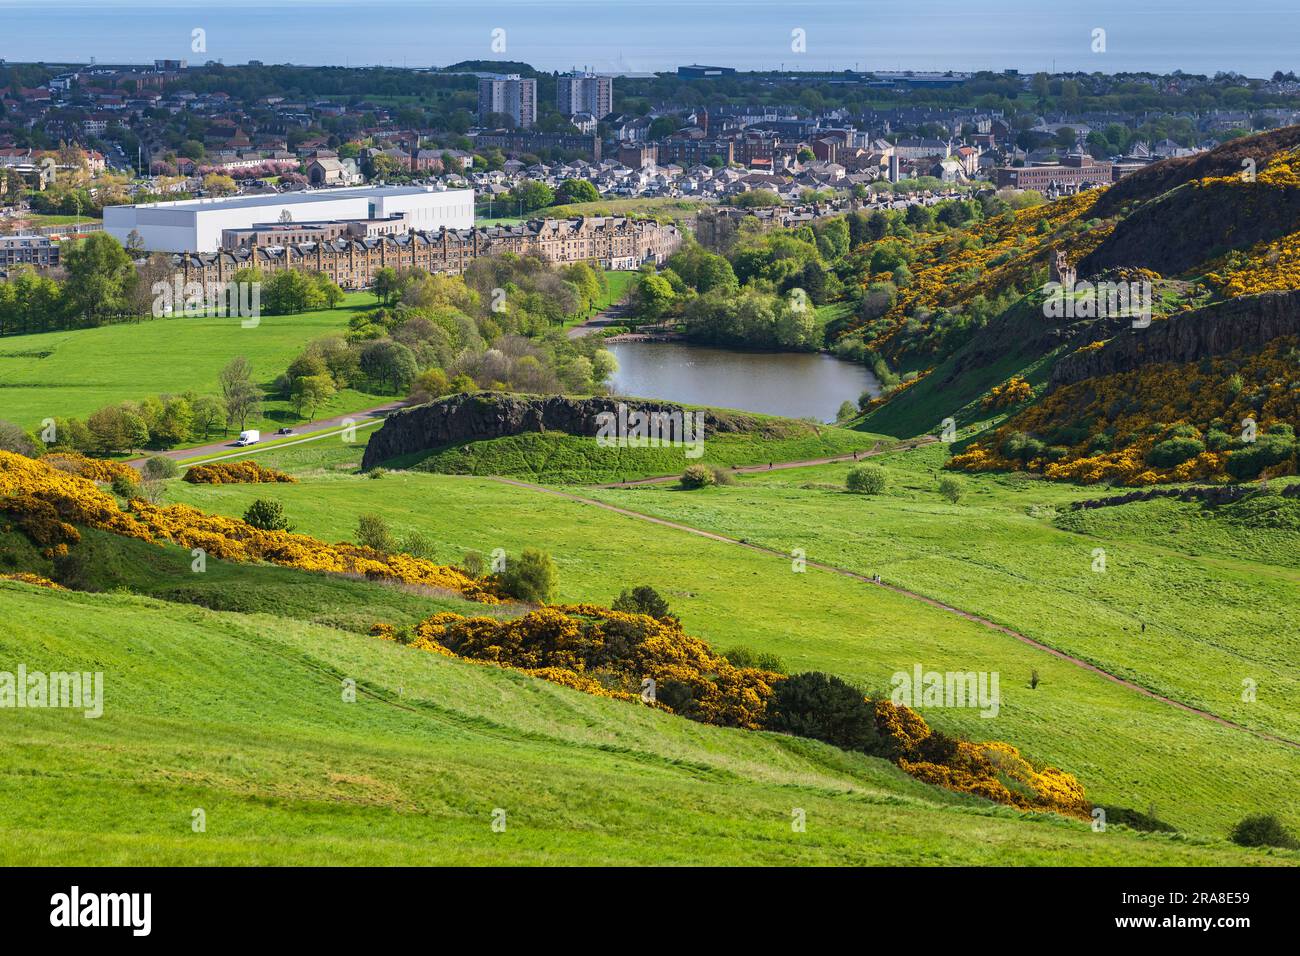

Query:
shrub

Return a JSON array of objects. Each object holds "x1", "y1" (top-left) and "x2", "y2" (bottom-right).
[
  {"x1": 937, "y1": 475, "x2": 964, "y2": 503},
  {"x1": 461, "y1": 550, "x2": 486, "y2": 578},
  {"x1": 183, "y1": 461, "x2": 296, "y2": 485},
  {"x1": 1230, "y1": 813, "x2": 1299, "y2": 849},
  {"x1": 0, "y1": 420, "x2": 37, "y2": 457},
  {"x1": 765, "y1": 671, "x2": 885, "y2": 754},
  {"x1": 399, "y1": 529, "x2": 437, "y2": 561},
  {"x1": 1098, "y1": 805, "x2": 1177, "y2": 833},
  {"x1": 500, "y1": 548, "x2": 557, "y2": 603},
  {"x1": 680, "y1": 464, "x2": 716, "y2": 489},
  {"x1": 243, "y1": 498, "x2": 291, "y2": 532},
  {"x1": 356, "y1": 513, "x2": 395, "y2": 553},
  {"x1": 710, "y1": 466, "x2": 736, "y2": 485},
  {"x1": 722, "y1": 645, "x2": 788, "y2": 674},
  {"x1": 846, "y1": 464, "x2": 887, "y2": 494},
  {"x1": 836, "y1": 400, "x2": 857, "y2": 422},
  {"x1": 110, "y1": 473, "x2": 138, "y2": 498},
  {"x1": 1146, "y1": 436, "x2": 1205, "y2": 468},
  {"x1": 612, "y1": 584, "x2": 673, "y2": 620},
  {"x1": 142, "y1": 456, "x2": 178, "y2": 481}
]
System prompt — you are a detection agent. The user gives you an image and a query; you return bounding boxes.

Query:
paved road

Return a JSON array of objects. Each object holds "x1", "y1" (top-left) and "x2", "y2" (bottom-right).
[
  {"x1": 128, "y1": 400, "x2": 405, "y2": 470},
  {"x1": 482, "y1": 472, "x2": 1300, "y2": 751},
  {"x1": 567, "y1": 302, "x2": 633, "y2": 340}
]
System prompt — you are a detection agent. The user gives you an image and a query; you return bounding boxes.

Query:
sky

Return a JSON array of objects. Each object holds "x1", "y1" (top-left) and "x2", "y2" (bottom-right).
[{"x1": 1, "y1": 0, "x2": 1298, "y2": 77}]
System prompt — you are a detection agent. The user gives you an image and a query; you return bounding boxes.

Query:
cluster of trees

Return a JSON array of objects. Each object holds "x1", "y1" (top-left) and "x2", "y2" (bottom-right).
[
  {"x1": 627, "y1": 216, "x2": 852, "y2": 351},
  {"x1": 0, "y1": 233, "x2": 144, "y2": 335},
  {"x1": 26, "y1": 356, "x2": 267, "y2": 456},
  {"x1": 276, "y1": 255, "x2": 618, "y2": 410}
]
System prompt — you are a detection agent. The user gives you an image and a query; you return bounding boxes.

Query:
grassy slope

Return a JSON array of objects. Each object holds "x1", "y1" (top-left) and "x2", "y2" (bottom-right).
[
  {"x1": 162, "y1": 459, "x2": 1300, "y2": 838},
  {"x1": 0, "y1": 292, "x2": 389, "y2": 432},
  {"x1": 583, "y1": 444, "x2": 1300, "y2": 744},
  {"x1": 397, "y1": 426, "x2": 882, "y2": 483},
  {"x1": 0, "y1": 581, "x2": 1278, "y2": 865}
]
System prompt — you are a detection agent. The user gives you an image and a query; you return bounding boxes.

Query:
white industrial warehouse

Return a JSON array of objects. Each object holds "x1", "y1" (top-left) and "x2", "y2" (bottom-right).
[{"x1": 104, "y1": 184, "x2": 476, "y2": 252}]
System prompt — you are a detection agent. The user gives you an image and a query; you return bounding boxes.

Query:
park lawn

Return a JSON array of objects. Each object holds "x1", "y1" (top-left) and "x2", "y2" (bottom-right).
[
  {"x1": 577, "y1": 443, "x2": 1300, "y2": 744},
  {"x1": 163, "y1": 464, "x2": 1300, "y2": 839},
  {"x1": 0, "y1": 291, "x2": 391, "y2": 433},
  {"x1": 0, "y1": 580, "x2": 1282, "y2": 866}
]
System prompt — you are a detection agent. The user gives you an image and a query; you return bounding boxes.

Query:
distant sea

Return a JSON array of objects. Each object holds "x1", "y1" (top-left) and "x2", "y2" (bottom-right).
[{"x1": 2, "y1": 0, "x2": 1298, "y2": 77}]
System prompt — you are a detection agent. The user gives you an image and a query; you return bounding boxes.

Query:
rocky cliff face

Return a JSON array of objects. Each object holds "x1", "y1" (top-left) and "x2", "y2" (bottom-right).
[
  {"x1": 1050, "y1": 290, "x2": 1300, "y2": 387},
  {"x1": 360, "y1": 393, "x2": 755, "y2": 469},
  {"x1": 1079, "y1": 179, "x2": 1300, "y2": 277}
]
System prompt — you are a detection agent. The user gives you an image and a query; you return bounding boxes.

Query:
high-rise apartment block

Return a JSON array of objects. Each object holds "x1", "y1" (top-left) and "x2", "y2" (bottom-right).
[
  {"x1": 555, "y1": 71, "x2": 613, "y2": 119},
  {"x1": 477, "y1": 75, "x2": 537, "y2": 129}
]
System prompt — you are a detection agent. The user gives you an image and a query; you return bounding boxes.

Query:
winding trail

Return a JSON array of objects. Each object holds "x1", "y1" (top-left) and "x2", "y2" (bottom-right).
[{"x1": 485, "y1": 474, "x2": 1300, "y2": 752}]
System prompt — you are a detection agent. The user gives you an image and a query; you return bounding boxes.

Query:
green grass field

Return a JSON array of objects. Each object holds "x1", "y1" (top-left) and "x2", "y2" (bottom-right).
[
  {"x1": 390, "y1": 425, "x2": 881, "y2": 483},
  {"x1": 0, "y1": 292, "x2": 390, "y2": 432},
  {"x1": 1, "y1": 579, "x2": 1283, "y2": 865},
  {"x1": 158, "y1": 445, "x2": 1300, "y2": 841}
]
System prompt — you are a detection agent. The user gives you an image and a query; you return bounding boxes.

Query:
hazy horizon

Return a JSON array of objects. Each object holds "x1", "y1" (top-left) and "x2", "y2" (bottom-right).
[{"x1": 1, "y1": 0, "x2": 1298, "y2": 77}]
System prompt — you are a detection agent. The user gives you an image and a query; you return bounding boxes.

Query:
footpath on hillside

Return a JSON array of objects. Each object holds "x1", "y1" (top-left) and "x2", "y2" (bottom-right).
[{"x1": 483, "y1": 471, "x2": 1300, "y2": 752}]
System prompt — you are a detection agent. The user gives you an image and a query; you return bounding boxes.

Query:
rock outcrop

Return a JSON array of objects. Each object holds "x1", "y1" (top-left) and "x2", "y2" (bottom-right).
[
  {"x1": 1050, "y1": 290, "x2": 1300, "y2": 388},
  {"x1": 360, "y1": 393, "x2": 758, "y2": 469}
]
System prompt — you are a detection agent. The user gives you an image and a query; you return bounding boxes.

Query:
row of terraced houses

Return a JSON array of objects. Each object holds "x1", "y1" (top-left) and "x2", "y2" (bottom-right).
[{"x1": 168, "y1": 216, "x2": 681, "y2": 290}]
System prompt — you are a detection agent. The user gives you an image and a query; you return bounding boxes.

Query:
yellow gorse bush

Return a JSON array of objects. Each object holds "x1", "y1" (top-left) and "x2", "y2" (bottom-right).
[
  {"x1": 397, "y1": 604, "x2": 1090, "y2": 818},
  {"x1": 182, "y1": 461, "x2": 298, "y2": 485},
  {"x1": 0, "y1": 451, "x2": 500, "y2": 602}
]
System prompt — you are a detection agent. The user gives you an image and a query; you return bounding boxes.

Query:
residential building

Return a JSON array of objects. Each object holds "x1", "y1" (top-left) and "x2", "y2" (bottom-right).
[
  {"x1": 0, "y1": 235, "x2": 60, "y2": 270},
  {"x1": 556, "y1": 72, "x2": 613, "y2": 119},
  {"x1": 478, "y1": 75, "x2": 537, "y2": 129}
]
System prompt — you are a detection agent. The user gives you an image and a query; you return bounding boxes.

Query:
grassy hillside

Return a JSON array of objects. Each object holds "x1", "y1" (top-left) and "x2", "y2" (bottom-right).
[
  {"x1": 0, "y1": 580, "x2": 1280, "y2": 865},
  {"x1": 161, "y1": 453, "x2": 1300, "y2": 839},
  {"x1": 0, "y1": 292, "x2": 388, "y2": 431},
  {"x1": 396, "y1": 425, "x2": 882, "y2": 483}
]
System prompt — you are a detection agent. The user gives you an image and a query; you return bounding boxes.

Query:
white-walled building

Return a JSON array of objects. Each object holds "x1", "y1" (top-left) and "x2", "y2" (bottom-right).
[{"x1": 104, "y1": 185, "x2": 475, "y2": 252}]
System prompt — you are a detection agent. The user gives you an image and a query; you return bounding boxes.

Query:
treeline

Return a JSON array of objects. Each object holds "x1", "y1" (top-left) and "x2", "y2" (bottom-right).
[{"x1": 275, "y1": 255, "x2": 618, "y2": 413}]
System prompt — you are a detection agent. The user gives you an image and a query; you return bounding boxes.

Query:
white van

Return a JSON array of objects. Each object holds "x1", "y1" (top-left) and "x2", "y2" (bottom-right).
[{"x1": 235, "y1": 430, "x2": 260, "y2": 447}]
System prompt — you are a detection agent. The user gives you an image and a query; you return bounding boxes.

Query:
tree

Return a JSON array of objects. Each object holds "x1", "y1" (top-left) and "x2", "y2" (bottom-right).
[
  {"x1": 555, "y1": 178, "x2": 598, "y2": 205},
  {"x1": 61, "y1": 233, "x2": 134, "y2": 323},
  {"x1": 499, "y1": 548, "x2": 557, "y2": 603},
  {"x1": 509, "y1": 180, "x2": 555, "y2": 213},
  {"x1": 218, "y1": 357, "x2": 262, "y2": 430},
  {"x1": 244, "y1": 498, "x2": 291, "y2": 532},
  {"x1": 203, "y1": 173, "x2": 238, "y2": 196},
  {"x1": 408, "y1": 367, "x2": 450, "y2": 404},
  {"x1": 291, "y1": 373, "x2": 335, "y2": 419},
  {"x1": 372, "y1": 266, "x2": 400, "y2": 306},
  {"x1": 359, "y1": 340, "x2": 417, "y2": 393},
  {"x1": 191, "y1": 395, "x2": 225, "y2": 438}
]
